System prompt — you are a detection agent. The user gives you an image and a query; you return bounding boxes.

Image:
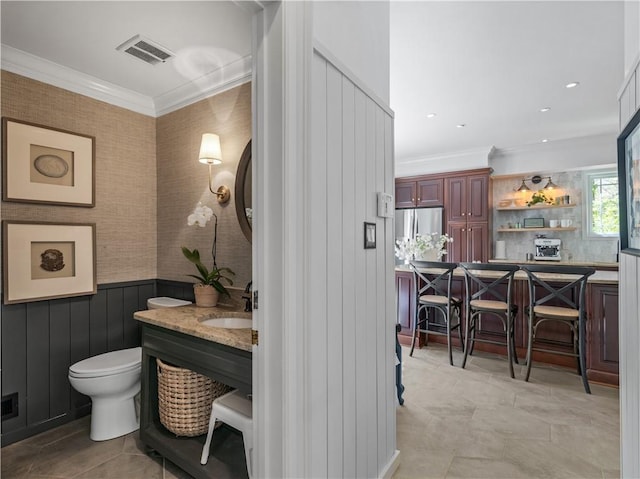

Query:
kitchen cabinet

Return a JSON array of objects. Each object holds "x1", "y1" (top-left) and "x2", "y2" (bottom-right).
[
  {"x1": 588, "y1": 284, "x2": 619, "y2": 385},
  {"x1": 447, "y1": 222, "x2": 489, "y2": 263},
  {"x1": 395, "y1": 168, "x2": 491, "y2": 263},
  {"x1": 446, "y1": 173, "x2": 489, "y2": 222},
  {"x1": 395, "y1": 178, "x2": 444, "y2": 208},
  {"x1": 444, "y1": 170, "x2": 491, "y2": 262}
]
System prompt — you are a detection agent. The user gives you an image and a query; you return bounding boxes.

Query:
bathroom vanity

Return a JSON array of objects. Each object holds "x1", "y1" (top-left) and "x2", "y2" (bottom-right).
[{"x1": 134, "y1": 305, "x2": 252, "y2": 479}]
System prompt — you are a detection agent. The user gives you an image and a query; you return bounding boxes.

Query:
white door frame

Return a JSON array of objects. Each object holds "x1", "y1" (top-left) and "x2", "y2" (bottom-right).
[{"x1": 251, "y1": 2, "x2": 312, "y2": 477}]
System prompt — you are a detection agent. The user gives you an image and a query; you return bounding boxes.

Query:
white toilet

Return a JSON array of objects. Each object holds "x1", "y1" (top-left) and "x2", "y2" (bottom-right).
[
  {"x1": 68, "y1": 347, "x2": 142, "y2": 441},
  {"x1": 147, "y1": 296, "x2": 192, "y2": 309},
  {"x1": 68, "y1": 296, "x2": 190, "y2": 441}
]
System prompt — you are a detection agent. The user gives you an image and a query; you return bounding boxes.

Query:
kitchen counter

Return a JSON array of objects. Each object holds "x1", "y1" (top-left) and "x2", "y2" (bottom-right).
[
  {"x1": 395, "y1": 263, "x2": 620, "y2": 386},
  {"x1": 134, "y1": 305, "x2": 252, "y2": 352},
  {"x1": 395, "y1": 264, "x2": 619, "y2": 285},
  {"x1": 489, "y1": 258, "x2": 619, "y2": 269}
]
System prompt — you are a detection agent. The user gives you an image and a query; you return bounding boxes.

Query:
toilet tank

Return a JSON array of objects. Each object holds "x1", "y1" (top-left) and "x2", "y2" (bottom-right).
[{"x1": 147, "y1": 297, "x2": 192, "y2": 309}]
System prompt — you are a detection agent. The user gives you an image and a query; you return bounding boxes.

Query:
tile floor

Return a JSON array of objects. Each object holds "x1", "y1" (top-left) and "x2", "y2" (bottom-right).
[
  {"x1": 1, "y1": 344, "x2": 620, "y2": 479},
  {"x1": 1, "y1": 417, "x2": 193, "y2": 479},
  {"x1": 393, "y1": 344, "x2": 620, "y2": 479}
]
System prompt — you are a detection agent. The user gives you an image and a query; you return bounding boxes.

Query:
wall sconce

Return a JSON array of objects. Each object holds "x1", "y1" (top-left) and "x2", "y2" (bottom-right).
[
  {"x1": 515, "y1": 175, "x2": 558, "y2": 192},
  {"x1": 199, "y1": 133, "x2": 230, "y2": 204}
]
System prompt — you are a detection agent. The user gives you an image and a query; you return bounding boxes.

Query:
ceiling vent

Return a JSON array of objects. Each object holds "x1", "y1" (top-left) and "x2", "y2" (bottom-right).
[{"x1": 116, "y1": 35, "x2": 174, "y2": 66}]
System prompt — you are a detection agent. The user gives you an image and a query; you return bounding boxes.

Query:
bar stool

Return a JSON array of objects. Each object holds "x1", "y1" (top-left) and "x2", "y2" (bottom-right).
[
  {"x1": 459, "y1": 263, "x2": 520, "y2": 378},
  {"x1": 520, "y1": 264, "x2": 595, "y2": 394},
  {"x1": 408, "y1": 260, "x2": 462, "y2": 366},
  {"x1": 200, "y1": 389, "x2": 253, "y2": 478}
]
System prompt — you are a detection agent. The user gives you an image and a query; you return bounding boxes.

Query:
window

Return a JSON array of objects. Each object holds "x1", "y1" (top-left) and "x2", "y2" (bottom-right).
[{"x1": 586, "y1": 171, "x2": 619, "y2": 237}]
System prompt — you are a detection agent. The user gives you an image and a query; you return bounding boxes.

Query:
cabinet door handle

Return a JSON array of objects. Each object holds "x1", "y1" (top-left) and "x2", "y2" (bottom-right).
[
  {"x1": 468, "y1": 228, "x2": 472, "y2": 232},
  {"x1": 461, "y1": 212, "x2": 466, "y2": 216},
  {"x1": 462, "y1": 228, "x2": 465, "y2": 232},
  {"x1": 417, "y1": 197, "x2": 421, "y2": 202},
  {"x1": 411, "y1": 198, "x2": 415, "y2": 202}
]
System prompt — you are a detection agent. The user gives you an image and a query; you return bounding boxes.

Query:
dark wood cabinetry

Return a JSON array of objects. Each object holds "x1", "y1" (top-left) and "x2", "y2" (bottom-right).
[
  {"x1": 588, "y1": 284, "x2": 620, "y2": 385},
  {"x1": 395, "y1": 168, "x2": 491, "y2": 262},
  {"x1": 447, "y1": 221, "x2": 489, "y2": 263},
  {"x1": 395, "y1": 268, "x2": 619, "y2": 386},
  {"x1": 395, "y1": 178, "x2": 444, "y2": 208},
  {"x1": 443, "y1": 170, "x2": 491, "y2": 262},
  {"x1": 445, "y1": 174, "x2": 489, "y2": 222}
]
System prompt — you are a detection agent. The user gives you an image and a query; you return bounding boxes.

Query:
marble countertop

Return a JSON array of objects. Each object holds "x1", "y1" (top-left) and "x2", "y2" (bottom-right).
[
  {"x1": 395, "y1": 264, "x2": 618, "y2": 285},
  {"x1": 488, "y1": 259, "x2": 619, "y2": 268},
  {"x1": 134, "y1": 303, "x2": 252, "y2": 352}
]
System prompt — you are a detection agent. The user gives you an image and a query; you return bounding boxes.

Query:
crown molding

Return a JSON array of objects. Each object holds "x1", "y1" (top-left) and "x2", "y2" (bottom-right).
[
  {"x1": 1, "y1": 44, "x2": 156, "y2": 116},
  {"x1": 154, "y1": 55, "x2": 252, "y2": 116},
  {"x1": 395, "y1": 145, "x2": 493, "y2": 177},
  {"x1": 1, "y1": 45, "x2": 253, "y2": 118}
]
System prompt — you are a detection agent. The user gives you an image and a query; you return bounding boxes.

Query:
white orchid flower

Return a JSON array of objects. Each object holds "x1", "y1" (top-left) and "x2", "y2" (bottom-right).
[{"x1": 187, "y1": 203, "x2": 214, "y2": 227}]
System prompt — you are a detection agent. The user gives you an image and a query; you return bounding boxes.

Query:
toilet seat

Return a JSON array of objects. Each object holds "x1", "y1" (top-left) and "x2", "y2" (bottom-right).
[{"x1": 69, "y1": 347, "x2": 141, "y2": 379}]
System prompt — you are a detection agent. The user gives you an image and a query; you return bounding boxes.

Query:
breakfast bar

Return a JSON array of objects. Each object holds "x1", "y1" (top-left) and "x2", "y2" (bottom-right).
[
  {"x1": 396, "y1": 263, "x2": 620, "y2": 386},
  {"x1": 134, "y1": 305, "x2": 252, "y2": 479}
]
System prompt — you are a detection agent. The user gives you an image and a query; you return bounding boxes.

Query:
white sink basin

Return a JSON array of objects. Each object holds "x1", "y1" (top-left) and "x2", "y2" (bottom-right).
[{"x1": 200, "y1": 317, "x2": 253, "y2": 329}]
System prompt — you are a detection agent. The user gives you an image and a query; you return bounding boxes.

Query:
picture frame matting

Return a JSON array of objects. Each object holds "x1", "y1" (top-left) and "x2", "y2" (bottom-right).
[
  {"x1": 2, "y1": 221, "x2": 97, "y2": 304},
  {"x1": 2, "y1": 117, "x2": 95, "y2": 207}
]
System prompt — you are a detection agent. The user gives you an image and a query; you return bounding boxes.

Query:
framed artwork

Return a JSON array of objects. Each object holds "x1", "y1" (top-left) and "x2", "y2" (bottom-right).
[
  {"x1": 618, "y1": 107, "x2": 640, "y2": 257},
  {"x1": 2, "y1": 118, "x2": 95, "y2": 207},
  {"x1": 3, "y1": 221, "x2": 97, "y2": 304},
  {"x1": 364, "y1": 222, "x2": 376, "y2": 249}
]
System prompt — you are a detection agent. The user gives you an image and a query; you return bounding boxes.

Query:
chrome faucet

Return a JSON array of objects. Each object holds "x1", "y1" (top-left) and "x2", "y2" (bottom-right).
[{"x1": 242, "y1": 281, "x2": 252, "y2": 312}]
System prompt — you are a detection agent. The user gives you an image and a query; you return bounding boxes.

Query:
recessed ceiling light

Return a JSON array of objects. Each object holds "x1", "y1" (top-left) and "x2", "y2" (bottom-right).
[
  {"x1": 456, "y1": 124, "x2": 466, "y2": 128},
  {"x1": 427, "y1": 113, "x2": 437, "y2": 119},
  {"x1": 565, "y1": 82, "x2": 580, "y2": 89},
  {"x1": 540, "y1": 107, "x2": 551, "y2": 112},
  {"x1": 542, "y1": 139, "x2": 549, "y2": 143}
]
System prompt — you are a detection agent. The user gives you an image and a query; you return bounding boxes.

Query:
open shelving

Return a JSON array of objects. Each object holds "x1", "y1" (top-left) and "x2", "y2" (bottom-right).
[
  {"x1": 496, "y1": 203, "x2": 576, "y2": 211},
  {"x1": 496, "y1": 227, "x2": 577, "y2": 233}
]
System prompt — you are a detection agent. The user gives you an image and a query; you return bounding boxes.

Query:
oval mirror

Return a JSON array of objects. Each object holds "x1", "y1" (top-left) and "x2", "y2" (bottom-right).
[{"x1": 235, "y1": 140, "x2": 252, "y2": 243}]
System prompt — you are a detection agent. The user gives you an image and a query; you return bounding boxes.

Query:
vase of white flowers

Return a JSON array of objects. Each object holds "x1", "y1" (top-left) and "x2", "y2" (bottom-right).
[{"x1": 395, "y1": 233, "x2": 453, "y2": 263}]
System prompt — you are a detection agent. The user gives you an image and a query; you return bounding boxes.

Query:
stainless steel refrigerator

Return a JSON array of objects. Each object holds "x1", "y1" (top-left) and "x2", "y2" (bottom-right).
[{"x1": 395, "y1": 207, "x2": 444, "y2": 244}]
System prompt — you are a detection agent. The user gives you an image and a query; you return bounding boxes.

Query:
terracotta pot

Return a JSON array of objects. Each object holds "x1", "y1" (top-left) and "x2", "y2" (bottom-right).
[{"x1": 193, "y1": 284, "x2": 219, "y2": 307}]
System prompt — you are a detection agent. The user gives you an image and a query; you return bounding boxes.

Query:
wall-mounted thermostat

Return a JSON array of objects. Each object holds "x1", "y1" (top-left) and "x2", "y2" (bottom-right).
[{"x1": 377, "y1": 192, "x2": 394, "y2": 218}]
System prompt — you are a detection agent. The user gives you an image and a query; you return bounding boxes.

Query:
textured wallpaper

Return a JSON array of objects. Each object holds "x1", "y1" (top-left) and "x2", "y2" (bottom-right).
[
  {"x1": 1, "y1": 71, "x2": 158, "y2": 283},
  {"x1": 156, "y1": 82, "x2": 252, "y2": 289}
]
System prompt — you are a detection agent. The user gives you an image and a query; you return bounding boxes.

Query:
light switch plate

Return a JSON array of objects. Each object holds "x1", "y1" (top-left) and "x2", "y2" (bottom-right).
[{"x1": 377, "y1": 192, "x2": 394, "y2": 218}]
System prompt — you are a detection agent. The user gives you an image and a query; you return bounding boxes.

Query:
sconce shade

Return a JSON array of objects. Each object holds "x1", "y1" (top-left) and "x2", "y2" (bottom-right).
[
  {"x1": 517, "y1": 179, "x2": 531, "y2": 192},
  {"x1": 199, "y1": 133, "x2": 222, "y2": 165},
  {"x1": 544, "y1": 177, "x2": 558, "y2": 190}
]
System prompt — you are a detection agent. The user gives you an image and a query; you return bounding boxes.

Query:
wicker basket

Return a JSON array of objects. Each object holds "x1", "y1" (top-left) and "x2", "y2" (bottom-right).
[{"x1": 156, "y1": 358, "x2": 232, "y2": 437}]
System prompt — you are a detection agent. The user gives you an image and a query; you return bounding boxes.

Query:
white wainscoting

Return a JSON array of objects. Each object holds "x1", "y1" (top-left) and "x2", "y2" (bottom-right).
[
  {"x1": 620, "y1": 252, "x2": 640, "y2": 477},
  {"x1": 308, "y1": 47, "x2": 396, "y2": 478}
]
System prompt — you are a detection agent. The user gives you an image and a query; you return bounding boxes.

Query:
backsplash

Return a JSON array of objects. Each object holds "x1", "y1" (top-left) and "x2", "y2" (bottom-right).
[{"x1": 492, "y1": 171, "x2": 619, "y2": 263}]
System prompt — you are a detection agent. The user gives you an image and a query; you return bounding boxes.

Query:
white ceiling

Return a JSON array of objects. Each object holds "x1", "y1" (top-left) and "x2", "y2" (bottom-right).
[
  {"x1": 0, "y1": 1, "x2": 253, "y2": 116},
  {"x1": 0, "y1": 1, "x2": 626, "y2": 164},
  {"x1": 391, "y1": 1, "x2": 625, "y2": 163}
]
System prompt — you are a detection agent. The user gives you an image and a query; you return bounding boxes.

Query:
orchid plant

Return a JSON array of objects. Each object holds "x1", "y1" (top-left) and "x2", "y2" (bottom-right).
[
  {"x1": 395, "y1": 233, "x2": 453, "y2": 262},
  {"x1": 182, "y1": 203, "x2": 235, "y2": 296}
]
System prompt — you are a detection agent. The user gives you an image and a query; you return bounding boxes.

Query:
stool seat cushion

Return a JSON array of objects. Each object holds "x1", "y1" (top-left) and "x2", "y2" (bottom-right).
[
  {"x1": 533, "y1": 305, "x2": 579, "y2": 319},
  {"x1": 419, "y1": 294, "x2": 459, "y2": 305},
  {"x1": 470, "y1": 299, "x2": 508, "y2": 312}
]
